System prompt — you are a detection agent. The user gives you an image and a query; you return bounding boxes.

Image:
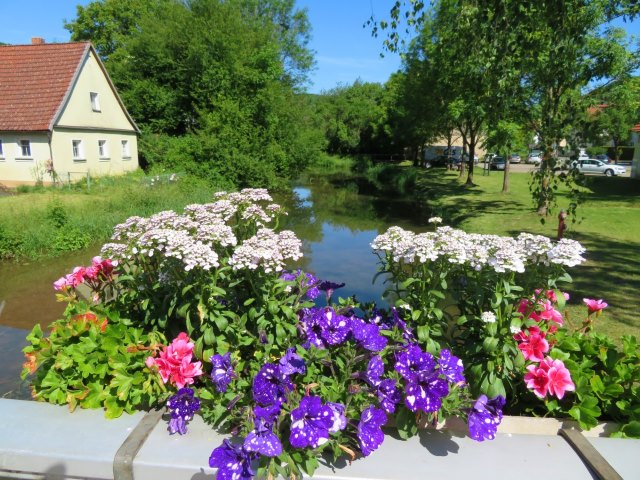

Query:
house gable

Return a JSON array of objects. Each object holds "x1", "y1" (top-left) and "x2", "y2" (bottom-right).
[{"x1": 55, "y1": 48, "x2": 138, "y2": 133}]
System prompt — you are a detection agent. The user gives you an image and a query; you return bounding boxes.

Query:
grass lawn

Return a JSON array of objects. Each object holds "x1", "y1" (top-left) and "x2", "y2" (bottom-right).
[{"x1": 414, "y1": 167, "x2": 640, "y2": 341}]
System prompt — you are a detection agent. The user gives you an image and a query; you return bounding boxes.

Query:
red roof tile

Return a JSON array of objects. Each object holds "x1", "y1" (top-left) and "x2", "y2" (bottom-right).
[
  {"x1": 0, "y1": 42, "x2": 89, "y2": 132},
  {"x1": 632, "y1": 123, "x2": 640, "y2": 132}
]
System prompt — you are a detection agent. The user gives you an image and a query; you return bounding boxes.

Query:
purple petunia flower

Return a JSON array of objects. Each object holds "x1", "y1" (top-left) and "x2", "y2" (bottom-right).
[
  {"x1": 394, "y1": 344, "x2": 434, "y2": 382},
  {"x1": 281, "y1": 269, "x2": 320, "y2": 300},
  {"x1": 327, "y1": 402, "x2": 347, "y2": 433},
  {"x1": 209, "y1": 439, "x2": 255, "y2": 480},
  {"x1": 391, "y1": 307, "x2": 416, "y2": 342},
  {"x1": 320, "y1": 309, "x2": 351, "y2": 346},
  {"x1": 365, "y1": 355, "x2": 384, "y2": 386},
  {"x1": 299, "y1": 307, "x2": 327, "y2": 349},
  {"x1": 395, "y1": 344, "x2": 449, "y2": 412},
  {"x1": 351, "y1": 318, "x2": 388, "y2": 352},
  {"x1": 166, "y1": 387, "x2": 200, "y2": 435},
  {"x1": 252, "y1": 363, "x2": 294, "y2": 406},
  {"x1": 278, "y1": 348, "x2": 306, "y2": 376},
  {"x1": 243, "y1": 417, "x2": 282, "y2": 457},
  {"x1": 468, "y1": 394, "x2": 506, "y2": 441},
  {"x1": 289, "y1": 396, "x2": 334, "y2": 448},
  {"x1": 254, "y1": 403, "x2": 282, "y2": 424},
  {"x1": 377, "y1": 378, "x2": 402, "y2": 413},
  {"x1": 357, "y1": 405, "x2": 387, "y2": 457},
  {"x1": 318, "y1": 279, "x2": 345, "y2": 301},
  {"x1": 210, "y1": 352, "x2": 235, "y2": 393},
  {"x1": 438, "y1": 349, "x2": 465, "y2": 384}
]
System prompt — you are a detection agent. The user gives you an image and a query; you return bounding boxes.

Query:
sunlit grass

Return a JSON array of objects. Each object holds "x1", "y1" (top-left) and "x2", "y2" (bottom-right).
[{"x1": 415, "y1": 167, "x2": 640, "y2": 340}]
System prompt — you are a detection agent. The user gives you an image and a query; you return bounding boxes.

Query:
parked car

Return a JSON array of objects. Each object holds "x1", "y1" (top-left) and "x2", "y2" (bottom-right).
[
  {"x1": 527, "y1": 151, "x2": 542, "y2": 165},
  {"x1": 509, "y1": 153, "x2": 521, "y2": 164},
  {"x1": 595, "y1": 154, "x2": 611, "y2": 163},
  {"x1": 578, "y1": 152, "x2": 589, "y2": 160},
  {"x1": 490, "y1": 156, "x2": 506, "y2": 170},
  {"x1": 571, "y1": 159, "x2": 626, "y2": 176}
]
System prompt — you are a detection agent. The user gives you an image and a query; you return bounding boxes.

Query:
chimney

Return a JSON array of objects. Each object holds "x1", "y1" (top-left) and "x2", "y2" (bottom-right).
[{"x1": 31, "y1": 37, "x2": 45, "y2": 45}]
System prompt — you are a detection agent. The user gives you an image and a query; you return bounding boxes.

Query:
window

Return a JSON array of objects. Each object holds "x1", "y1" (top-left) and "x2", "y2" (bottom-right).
[
  {"x1": 90, "y1": 92, "x2": 101, "y2": 112},
  {"x1": 0, "y1": 139, "x2": 3, "y2": 158},
  {"x1": 72, "y1": 140, "x2": 84, "y2": 160},
  {"x1": 98, "y1": 140, "x2": 109, "y2": 159},
  {"x1": 121, "y1": 140, "x2": 131, "y2": 158},
  {"x1": 18, "y1": 140, "x2": 31, "y2": 157}
]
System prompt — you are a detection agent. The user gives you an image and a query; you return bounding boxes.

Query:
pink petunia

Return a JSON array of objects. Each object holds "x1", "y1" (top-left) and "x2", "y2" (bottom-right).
[
  {"x1": 514, "y1": 326, "x2": 549, "y2": 362},
  {"x1": 545, "y1": 290, "x2": 570, "y2": 304},
  {"x1": 583, "y1": 298, "x2": 608, "y2": 314}
]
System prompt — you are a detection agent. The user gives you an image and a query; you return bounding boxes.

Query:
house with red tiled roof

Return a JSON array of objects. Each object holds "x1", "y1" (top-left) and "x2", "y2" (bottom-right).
[{"x1": 0, "y1": 39, "x2": 139, "y2": 186}]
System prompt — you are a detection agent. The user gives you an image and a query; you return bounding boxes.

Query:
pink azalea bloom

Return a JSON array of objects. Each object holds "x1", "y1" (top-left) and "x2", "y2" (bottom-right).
[
  {"x1": 583, "y1": 298, "x2": 608, "y2": 314},
  {"x1": 165, "y1": 332, "x2": 194, "y2": 364},
  {"x1": 537, "y1": 301, "x2": 563, "y2": 326},
  {"x1": 539, "y1": 357, "x2": 575, "y2": 399},
  {"x1": 515, "y1": 326, "x2": 549, "y2": 362},
  {"x1": 524, "y1": 364, "x2": 550, "y2": 398}
]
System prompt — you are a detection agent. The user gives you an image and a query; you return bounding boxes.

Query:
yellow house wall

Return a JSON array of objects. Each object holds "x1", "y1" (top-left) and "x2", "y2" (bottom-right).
[
  {"x1": 56, "y1": 50, "x2": 136, "y2": 132},
  {"x1": 0, "y1": 133, "x2": 51, "y2": 185},
  {"x1": 50, "y1": 129, "x2": 138, "y2": 181}
]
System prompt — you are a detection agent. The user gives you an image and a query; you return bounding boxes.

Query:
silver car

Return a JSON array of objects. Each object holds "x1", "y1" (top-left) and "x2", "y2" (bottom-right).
[{"x1": 571, "y1": 159, "x2": 626, "y2": 176}]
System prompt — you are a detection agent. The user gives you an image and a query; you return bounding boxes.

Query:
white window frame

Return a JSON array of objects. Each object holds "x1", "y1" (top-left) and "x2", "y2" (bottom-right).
[
  {"x1": 90, "y1": 92, "x2": 101, "y2": 112},
  {"x1": 72, "y1": 139, "x2": 85, "y2": 161},
  {"x1": 121, "y1": 139, "x2": 131, "y2": 159},
  {"x1": 17, "y1": 139, "x2": 32, "y2": 158},
  {"x1": 98, "y1": 139, "x2": 109, "y2": 160}
]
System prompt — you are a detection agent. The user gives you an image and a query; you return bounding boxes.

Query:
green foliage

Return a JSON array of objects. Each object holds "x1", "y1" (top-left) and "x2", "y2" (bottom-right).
[
  {"x1": 0, "y1": 223, "x2": 20, "y2": 260},
  {"x1": 66, "y1": 0, "x2": 319, "y2": 188},
  {"x1": 539, "y1": 332, "x2": 640, "y2": 433},
  {"x1": 22, "y1": 302, "x2": 168, "y2": 417}
]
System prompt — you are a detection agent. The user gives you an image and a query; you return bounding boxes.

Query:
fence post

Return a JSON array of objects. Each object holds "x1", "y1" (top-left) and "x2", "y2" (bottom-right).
[{"x1": 86, "y1": 172, "x2": 91, "y2": 192}]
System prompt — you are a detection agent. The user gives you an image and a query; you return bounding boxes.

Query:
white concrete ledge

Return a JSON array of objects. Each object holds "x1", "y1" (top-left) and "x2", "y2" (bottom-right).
[{"x1": 1, "y1": 399, "x2": 639, "y2": 480}]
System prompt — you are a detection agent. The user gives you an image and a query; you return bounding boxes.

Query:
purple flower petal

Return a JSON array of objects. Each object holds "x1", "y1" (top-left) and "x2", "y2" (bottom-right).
[
  {"x1": 377, "y1": 379, "x2": 401, "y2": 413},
  {"x1": 279, "y1": 348, "x2": 306, "y2": 376},
  {"x1": 351, "y1": 318, "x2": 387, "y2": 352},
  {"x1": 244, "y1": 418, "x2": 282, "y2": 457},
  {"x1": 289, "y1": 396, "x2": 333, "y2": 448},
  {"x1": 166, "y1": 388, "x2": 200, "y2": 435},
  {"x1": 468, "y1": 395, "x2": 505, "y2": 441},
  {"x1": 357, "y1": 405, "x2": 387, "y2": 456},
  {"x1": 320, "y1": 309, "x2": 351, "y2": 346},
  {"x1": 438, "y1": 349, "x2": 465, "y2": 384},
  {"x1": 327, "y1": 402, "x2": 347, "y2": 433},
  {"x1": 210, "y1": 352, "x2": 234, "y2": 393},
  {"x1": 209, "y1": 439, "x2": 255, "y2": 480},
  {"x1": 252, "y1": 363, "x2": 293, "y2": 406},
  {"x1": 394, "y1": 344, "x2": 435, "y2": 382},
  {"x1": 365, "y1": 356, "x2": 384, "y2": 387}
]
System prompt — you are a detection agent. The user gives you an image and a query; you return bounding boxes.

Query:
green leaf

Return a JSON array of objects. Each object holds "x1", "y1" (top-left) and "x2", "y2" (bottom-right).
[
  {"x1": 104, "y1": 397, "x2": 124, "y2": 419},
  {"x1": 394, "y1": 408, "x2": 419, "y2": 440}
]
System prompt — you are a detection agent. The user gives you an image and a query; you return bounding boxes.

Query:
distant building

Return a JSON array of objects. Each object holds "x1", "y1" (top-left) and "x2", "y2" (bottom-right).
[{"x1": 0, "y1": 38, "x2": 139, "y2": 186}]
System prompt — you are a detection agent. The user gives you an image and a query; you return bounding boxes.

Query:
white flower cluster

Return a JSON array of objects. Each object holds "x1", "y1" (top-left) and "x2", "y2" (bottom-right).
[
  {"x1": 229, "y1": 228, "x2": 303, "y2": 273},
  {"x1": 371, "y1": 225, "x2": 586, "y2": 274},
  {"x1": 481, "y1": 311, "x2": 497, "y2": 323},
  {"x1": 428, "y1": 216, "x2": 443, "y2": 224},
  {"x1": 102, "y1": 189, "x2": 302, "y2": 274}
]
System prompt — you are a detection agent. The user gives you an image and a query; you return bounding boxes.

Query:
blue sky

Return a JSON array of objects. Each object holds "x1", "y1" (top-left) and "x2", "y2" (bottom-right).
[{"x1": 1, "y1": 1, "x2": 637, "y2": 94}]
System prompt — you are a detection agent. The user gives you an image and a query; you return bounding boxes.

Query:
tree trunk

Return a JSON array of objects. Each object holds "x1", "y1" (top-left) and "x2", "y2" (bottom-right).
[
  {"x1": 502, "y1": 151, "x2": 510, "y2": 193},
  {"x1": 466, "y1": 142, "x2": 476, "y2": 186}
]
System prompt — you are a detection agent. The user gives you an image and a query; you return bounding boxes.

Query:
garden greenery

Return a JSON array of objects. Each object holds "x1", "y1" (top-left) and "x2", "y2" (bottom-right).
[{"x1": 23, "y1": 188, "x2": 640, "y2": 479}]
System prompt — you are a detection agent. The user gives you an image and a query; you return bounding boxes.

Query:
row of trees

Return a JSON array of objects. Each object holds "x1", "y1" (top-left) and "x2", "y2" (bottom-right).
[
  {"x1": 64, "y1": 0, "x2": 639, "y2": 212},
  {"x1": 371, "y1": 0, "x2": 639, "y2": 214}
]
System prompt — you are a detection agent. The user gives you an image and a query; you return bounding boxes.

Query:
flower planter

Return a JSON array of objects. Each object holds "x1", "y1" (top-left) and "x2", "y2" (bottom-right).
[{"x1": 1, "y1": 398, "x2": 638, "y2": 480}]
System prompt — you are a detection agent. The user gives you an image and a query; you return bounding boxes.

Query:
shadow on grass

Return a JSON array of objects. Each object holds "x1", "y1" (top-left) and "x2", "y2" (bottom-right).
[{"x1": 581, "y1": 176, "x2": 640, "y2": 203}]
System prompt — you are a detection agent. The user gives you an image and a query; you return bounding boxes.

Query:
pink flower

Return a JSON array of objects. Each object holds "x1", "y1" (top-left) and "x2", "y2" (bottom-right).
[
  {"x1": 524, "y1": 364, "x2": 549, "y2": 398},
  {"x1": 524, "y1": 357, "x2": 575, "y2": 400},
  {"x1": 537, "y1": 301, "x2": 563, "y2": 326},
  {"x1": 146, "y1": 333, "x2": 202, "y2": 388},
  {"x1": 545, "y1": 290, "x2": 569, "y2": 304},
  {"x1": 53, "y1": 276, "x2": 69, "y2": 291},
  {"x1": 583, "y1": 298, "x2": 608, "y2": 314},
  {"x1": 514, "y1": 326, "x2": 549, "y2": 362},
  {"x1": 540, "y1": 357, "x2": 575, "y2": 399}
]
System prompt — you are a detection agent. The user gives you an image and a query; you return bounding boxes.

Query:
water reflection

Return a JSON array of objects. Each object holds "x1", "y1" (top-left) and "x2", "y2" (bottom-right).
[{"x1": 0, "y1": 174, "x2": 432, "y2": 397}]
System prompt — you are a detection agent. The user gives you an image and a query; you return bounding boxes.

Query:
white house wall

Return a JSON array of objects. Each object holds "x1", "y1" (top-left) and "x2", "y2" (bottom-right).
[{"x1": 0, "y1": 133, "x2": 51, "y2": 184}]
